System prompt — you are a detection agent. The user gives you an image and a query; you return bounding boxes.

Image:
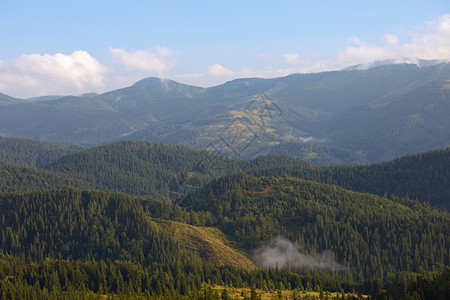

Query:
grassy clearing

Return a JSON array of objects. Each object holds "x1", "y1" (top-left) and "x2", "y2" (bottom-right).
[
  {"x1": 159, "y1": 220, "x2": 256, "y2": 270},
  {"x1": 211, "y1": 285, "x2": 368, "y2": 299}
]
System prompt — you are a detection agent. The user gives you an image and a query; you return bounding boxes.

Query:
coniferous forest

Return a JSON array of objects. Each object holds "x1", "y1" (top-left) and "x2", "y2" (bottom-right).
[{"x1": 0, "y1": 138, "x2": 448, "y2": 299}]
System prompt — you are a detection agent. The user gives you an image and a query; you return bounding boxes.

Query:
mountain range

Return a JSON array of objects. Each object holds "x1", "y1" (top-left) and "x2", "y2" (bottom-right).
[{"x1": 1, "y1": 62, "x2": 449, "y2": 164}]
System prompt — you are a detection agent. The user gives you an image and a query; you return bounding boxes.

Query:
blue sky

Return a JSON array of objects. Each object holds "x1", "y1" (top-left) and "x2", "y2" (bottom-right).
[{"x1": 1, "y1": 0, "x2": 449, "y2": 98}]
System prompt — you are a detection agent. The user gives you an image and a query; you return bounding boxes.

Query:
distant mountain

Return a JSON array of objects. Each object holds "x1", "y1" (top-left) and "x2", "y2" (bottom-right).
[
  {"x1": 0, "y1": 92, "x2": 26, "y2": 105},
  {"x1": 268, "y1": 141, "x2": 368, "y2": 165},
  {"x1": 324, "y1": 80, "x2": 450, "y2": 161},
  {"x1": 1, "y1": 62, "x2": 449, "y2": 162},
  {"x1": 343, "y1": 58, "x2": 446, "y2": 71},
  {"x1": 0, "y1": 136, "x2": 83, "y2": 167},
  {"x1": 27, "y1": 95, "x2": 64, "y2": 102}
]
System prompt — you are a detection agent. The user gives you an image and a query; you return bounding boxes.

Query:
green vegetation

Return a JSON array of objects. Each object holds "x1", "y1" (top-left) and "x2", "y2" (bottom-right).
[
  {"x1": 268, "y1": 142, "x2": 368, "y2": 165},
  {"x1": 371, "y1": 269, "x2": 450, "y2": 300},
  {"x1": 0, "y1": 136, "x2": 83, "y2": 167},
  {"x1": 247, "y1": 148, "x2": 450, "y2": 210},
  {"x1": 0, "y1": 161, "x2": 91, "y2": 194},
  {"x1": 189, "y1": 172, "x2": 449, "y2": 281},
  {"x1": 2, "y1": 139, "x2": 447, "y2": 210},
  {"x1": 44, "y1": 141, "x2": 237, "y2": 198},
  {"x1": 0, "y1": 139, "x2": 448, "y2": 298}
]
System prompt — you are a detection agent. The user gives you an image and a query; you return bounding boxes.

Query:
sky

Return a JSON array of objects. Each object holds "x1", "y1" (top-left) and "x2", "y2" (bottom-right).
[{"x1": 1, "y1": 0, "x2": 450, "y2": 98}]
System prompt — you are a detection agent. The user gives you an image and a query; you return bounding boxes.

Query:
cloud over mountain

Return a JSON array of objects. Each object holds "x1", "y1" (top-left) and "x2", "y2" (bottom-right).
[
  {"x1": 0, "y1": 51, "x2": 107, "y2": 98},
  {"x1": 207, "y1": 64, "x2": 235, "y2": 77},
  {"x1": 109, "y1": 46, "x2": 177, "y2": 74},
  {"x1": 1, "y1": 15, "x2": 450, "y2": 98}
]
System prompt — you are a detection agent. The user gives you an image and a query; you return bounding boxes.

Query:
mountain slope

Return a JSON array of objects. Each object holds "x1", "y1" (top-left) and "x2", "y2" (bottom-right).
[
  {"x1": 0, "y1": 161, "x2": 91, "y2": 194},
  {"x1": 324, "y1": 80, "x2": 450, "y2": 161},
  {"x1": 0, "y1": 92, "x2": 26, "y2": 105},
  {"x1": 2, "y1": 139, "x2": 443, "y2": 210},
  {"x1": 98, "y1": 77, "x2": 208, "y2": 122},
  {"x1": 159, "y1": 220, "x2": 255, "y2": 270},
  {"x1": 0, "y1": 189, "x2": 203, "y2": 267},
  {"x1": 43, "y1": 140, "x2": 235, "y2": 198},
  {"x1": 1, "y1": 141, "x2": 314, "y2": 197},
  {"x1": 1, "y1": 63, "x2": 449, "y2": 161},
  {"x1": 0, "y1": 95, "x2": 140, "y2": 145},
  {"x1": 0, "y1": 136, "x2": 83, "y2": 167},
  {"x1": 247, "y1": 147, "x2": 450, "y2": 210},
  {"x1": 189, "y1": 172, "x2": 450, "y2": 281}
]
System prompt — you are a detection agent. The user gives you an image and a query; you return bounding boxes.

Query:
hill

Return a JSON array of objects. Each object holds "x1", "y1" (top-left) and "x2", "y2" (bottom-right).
[
  {"x1": 0, "y1": 188, "x2": 253, "y2": 270},
  {"x1": 0, "y1": 161, "x2": 91, "y2": 194},
  {"x1": 0, "y1": 140, "x2": 448, "y2": 297},
  {"x1": 159, "y1": 220, "x2": 255, "y2": 270},
  {"x1": 0, "y1": 136, "x2": 83, "y2": 167},
  {"x1": 247, "y1": 147, "x2": 450, "y2": 210},
  {"x1": 0, "y1": 92, "x2": 26, "y2": 105},
  {"x1": 189, "y1": 172, "x2": 450, "y2": 281},
  {"x1": 2, "y1": 139, "x2": 446, "y2": 210},
  {"x1": 0, "y1": 141, "x2": 314, "y2": 197},
  {"x1": 43, "y1": 140, "x2": 236, "y2": 198},
  {"x1": 42, "y1": 140, "x2": 313, "y2": 198}
]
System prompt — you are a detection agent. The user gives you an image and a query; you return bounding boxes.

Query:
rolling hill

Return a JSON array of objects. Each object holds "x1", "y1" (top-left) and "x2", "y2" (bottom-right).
[
  {"x1": 0, "y1": 136, "x2": 83, "y2": 167},
  {"x1": 189, "y1": 172, "x2": 449, "y2": 281},
  {"x1": 1, "y1": 140, "x2": 447, "y2": 210},
  {"x1": 0, "y1": 138, "x2": 448, "y2": 298},
  {"x1": 247, "y1": 147, "x2": 450, "y2": 210}
]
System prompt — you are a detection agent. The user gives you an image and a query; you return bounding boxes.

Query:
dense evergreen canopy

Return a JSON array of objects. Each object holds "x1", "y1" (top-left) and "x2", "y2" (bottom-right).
[{"x1": 0, "y1": 139, "x2": 448, "y2": 298}]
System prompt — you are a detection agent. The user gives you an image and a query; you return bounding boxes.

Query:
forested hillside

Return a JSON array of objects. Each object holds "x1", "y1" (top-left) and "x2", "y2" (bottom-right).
[
  {"x1": 43, "y1": 141, "x2": 238, "y2": 198},
  {"x1": 0, "y1": 189, "x2": 203, "y2": 265},
  {"x1": 0, "y1": 139, "x2": 448, "y2": 298},
  {"x1": 0, "y1": 161, "x2": 91, "y2": 194},
  {"x1": 0, "y1": 188, "x2": 358, "y2": 298},
  {"x1": 189, "y1": 172, "x2": 449, "y2": 281},
  {"x1": 1, "y1": 140, "x2": 447, "y2": 210},
  {"x1": 0, "y1": 136, "x2": 83, "y2": 167},
  {"x1": 247, "y1": 148, "x2": 450, "y2": 210},
  {"x1": 268, "y1": 142, "x2": 368, "y2": 166}
]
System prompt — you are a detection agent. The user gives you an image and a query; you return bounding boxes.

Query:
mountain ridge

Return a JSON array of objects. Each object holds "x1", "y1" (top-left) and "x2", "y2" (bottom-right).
[{"x1": 0, "y1": 62, "x2": 449, "y2": 162}]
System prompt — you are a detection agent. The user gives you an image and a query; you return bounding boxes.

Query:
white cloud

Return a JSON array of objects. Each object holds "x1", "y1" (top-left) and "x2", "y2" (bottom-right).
[
  {"x1": 207, "y1": 64, "x2": 235, "y2": 77},
  {"x1": 2, "y1": 15, "x2": 450, "y2": 97},
  {"x1": 383, "y1": 34, "x2": 398, "y2": 46},
  {"x1": 347, "y1": 36, "x2": 363, "y2": 46},
  {"x1": 283, "y1": 53, "x2": 302, "y2": 64},
  {"x1": 0, "y1": 50, "x2": 108, "y2": 98},
  {"x1": 240, "y1": 67, "x2": 294, "y2": 78},
  {"x1": 334, "y1": 14, "x2": 450, "y2": 68},
  {"x1": 278, "y1": 14, "x2": 450, "y2": 74},
  {"x1": 109, "y1": 46, "x2": 176, "y2": 75}
]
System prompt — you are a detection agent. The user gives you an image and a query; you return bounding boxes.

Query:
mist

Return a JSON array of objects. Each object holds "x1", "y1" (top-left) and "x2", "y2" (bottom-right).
[{"x1": 253, "y1": 236, "x2": 346, "y2": 272}]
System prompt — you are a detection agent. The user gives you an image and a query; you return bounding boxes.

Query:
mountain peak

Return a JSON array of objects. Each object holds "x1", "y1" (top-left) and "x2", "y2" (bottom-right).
[{"x1": 343, "y1": 58, "x2": 449, "y2": 71}]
